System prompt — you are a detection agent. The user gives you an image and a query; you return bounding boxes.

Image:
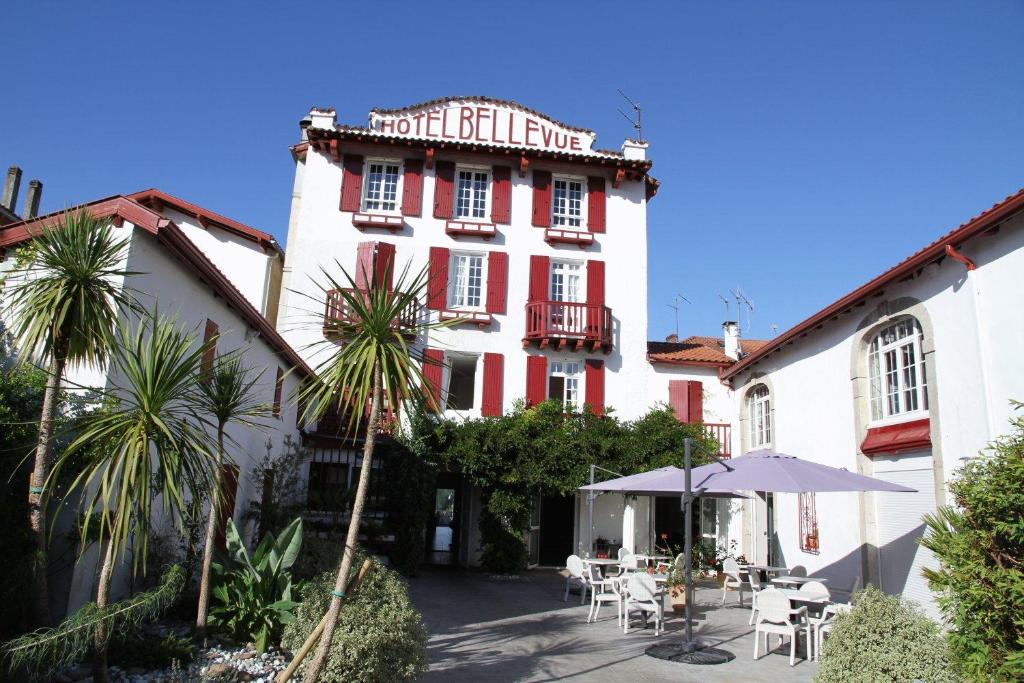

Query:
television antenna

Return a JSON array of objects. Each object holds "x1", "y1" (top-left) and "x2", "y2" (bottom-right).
[
  {"x1": 665, "y1": 293, "x2": 691, "y2": 338},
  {"x1": 617, "y1": 89, "x2": 643, "y2": 141},
  {"x1": 718, "y1": 294, "x2": 731, "y2": 321},
  {"x1": 731, "y1": 287, "x2": 755, "y2": 334},
  {"x1": 770, "y1": 323, "x2": 779, "y2": 337}
]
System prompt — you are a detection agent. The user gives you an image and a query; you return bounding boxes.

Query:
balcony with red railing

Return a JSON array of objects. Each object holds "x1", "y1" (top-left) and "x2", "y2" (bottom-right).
[
  {"x1": 523, "y1": 300, "x2": 612, "y2": 353},
  {"x1": 323, "y1": 288, "x2": 418, "y2": 337},
  {"x1": 704, "y1": 422, "x2": 732, "y2": 458}
]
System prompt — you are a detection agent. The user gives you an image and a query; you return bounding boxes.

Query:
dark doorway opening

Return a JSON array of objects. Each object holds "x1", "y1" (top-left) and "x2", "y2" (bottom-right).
[
  {"x1": 655, "y1": 495, "x2": 699, "y2": 554},
  {"x1": 426, "y1": 472, "x2": 461, "y2": 565},
  {"x1": 538, "y1": 494, "x2": 575, "y2": 566}
]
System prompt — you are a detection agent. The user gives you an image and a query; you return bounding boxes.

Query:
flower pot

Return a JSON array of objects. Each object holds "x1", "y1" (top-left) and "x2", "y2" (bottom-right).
[{"x1": 670, "y1": 586, "x2": 687, "y2": 612}]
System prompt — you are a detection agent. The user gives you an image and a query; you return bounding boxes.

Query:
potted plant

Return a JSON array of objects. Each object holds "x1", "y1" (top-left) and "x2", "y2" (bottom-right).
[{"x1": 665, "y1": 562, "x2": 687, "y2": 611}]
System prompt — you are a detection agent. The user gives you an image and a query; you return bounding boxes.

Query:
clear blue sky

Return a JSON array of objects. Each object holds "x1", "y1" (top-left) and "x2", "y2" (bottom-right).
[{"x1": 3, "y1": 1, "x2": 1022, "y2": 341}]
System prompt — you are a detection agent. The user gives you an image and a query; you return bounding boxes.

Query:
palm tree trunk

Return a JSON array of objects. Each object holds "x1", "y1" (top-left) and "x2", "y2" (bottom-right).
[
  {"x1": 28, "y1": 345, "x2": 68, "y2": 626},
  {"x1": 196, "y1": 426, "x2": 225, "y2": 634},
  {"x1": 92, "y1": 512, "x2": 121, "y2": 683},
  {"x1": 303, "y1": 361, "x2": 383, "y2": 683}
]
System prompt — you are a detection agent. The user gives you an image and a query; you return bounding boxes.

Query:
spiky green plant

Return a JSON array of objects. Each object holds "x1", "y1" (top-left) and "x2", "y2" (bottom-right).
[
  {"x1": 46, "y1": 313, "x2": 215, "y2": 683},
  {"x1": 296, "y1": 258, "x2": 454, "y2": 683},
  {"x1": 1, "y1": 210, "x2": 137, "y2": 626},
  {"x1": 192, "y1": 353, "x2": 273, "y2": 634}
]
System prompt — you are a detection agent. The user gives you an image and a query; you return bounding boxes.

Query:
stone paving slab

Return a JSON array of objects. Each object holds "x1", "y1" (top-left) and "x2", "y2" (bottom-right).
[{"x1": 407, "y1": 568, "x2": 819, "y2": 682}]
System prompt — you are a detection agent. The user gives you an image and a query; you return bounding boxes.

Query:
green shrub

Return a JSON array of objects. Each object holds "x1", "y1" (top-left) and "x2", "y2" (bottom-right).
[
  {"x1": 281, "y1": 554, "x2": 428, "y2": 682},
  {"x1": 209, "y1": 517, "x2": 302, "y2": 653},
  {"x1": 814, "y1": 585, "x2": 960, "y2": 683},
  {"x1": 921, "y1": 402, "x2": 1024, "y2": 681}
]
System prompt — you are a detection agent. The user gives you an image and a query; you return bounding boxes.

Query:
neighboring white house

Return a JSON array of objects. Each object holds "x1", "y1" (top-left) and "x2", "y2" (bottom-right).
[
  {"x1": 717, "y1": 187, "x2": 1024, "y2": 616},
  {"x1": 0, "y1": 192, "x2": 309, "y2": 617}
]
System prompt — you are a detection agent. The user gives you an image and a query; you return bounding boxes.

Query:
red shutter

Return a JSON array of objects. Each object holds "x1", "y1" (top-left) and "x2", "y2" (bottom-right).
[
  {"x1": 587, "y1": 261, "x2": 605, "y2": 306},
  {"x1": 340, "y1": 154, "x2": 364, "y2": 212},
  {"x1": 355, "y1": 241, "x2": 376, "y2": 290},
  {"x1": 481, "y1": 352, "x2": 504, "y2": 417},
  {"x1": 528, "y1": 255, "x2": 549, "y2": 302},
  {"x1": 585, "y1": 359, "x2": 605, "y2": 415},
  {"x1": 427, "y1": 247, "x2": 449, "y2": 310},
  {"x1": 587, "y1": 176, "x2": 606, "y2": 233},
  {"x1": 422, "y1": 348, "x2": 445, "y2": 412},
  {"x1": 687, "y1": 380, "x2": 703, "y2": 423},
  {"x1": 433, "y1": 160, "x2": 456, "y2": 219},
  {"x1": 214, "y1": 464, "x2": 239, "y2": 550},
  {"x1": 531, "y1": 170, "x2": 552, "y2": 227},
  {"x1": 375, "y1": 242, "x2": 396, "y2": 290},
  {"x1": 525, "y1": 355, "x2": 548, "y2": 406},
  {"x1": 202, "y1": 319, "x2": 219, "y2": 375},
  {"x1": 486, "y1": 251, "x2": 508, "y2": 314},
  {"x1": 491, "y1": 165, "x2": 512, "y2": 224},
  {"x1": 668, "y1": 380, "x2": 689, "y2": 422},
  {"x1": 401, "y1": 159, "x2": 424, "y2": 216},
  {"x1": 273, "y1": 367, "x2": 284, "y2": 418}
]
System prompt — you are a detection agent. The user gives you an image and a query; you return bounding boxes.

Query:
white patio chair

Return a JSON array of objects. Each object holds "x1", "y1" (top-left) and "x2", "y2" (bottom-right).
[
  {"x1": 617, "y1": 547, "x2": 630, "y2": 561},
  {"x1": 813, "y1": 602, "x2": 852, "y2": 660},
  {"x1": 841, "y1": 575, "x2": 862, "y2": 601},
  {"x1": 747, "y1": 569, "x2": 765, "y2": 625},
  {"x1": 623, "y1": 572, "x2": 664, "y2": 636},
  {"x1": 799, "y1": 580, "x2": 830, "y2": 600},
  {"x1": 656, "y1": 552, "x2": 684, "y2": 574},
  {"x1": 619, "y1": 552, "x2": 640, "y2": 575},
  {"x1": 563, "y1": 555, "x2": 590, "y2": 604},
  {"x1": 789, "y1": 565, "x2": 807, "y2": 577},
  {"x1": 753, "y1": 588, "x2": 811, "y2": 666},
  {"x1": 720, "y1": 557, "x2": 745, "y2": 606},
  {"x1": 586, "y1": 564, "x2": 623, "y2": 625}
]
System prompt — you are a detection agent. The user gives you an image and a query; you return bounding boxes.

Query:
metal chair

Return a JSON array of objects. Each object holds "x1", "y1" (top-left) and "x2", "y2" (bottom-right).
[
  {"x1": 720, "y1": 557, "x2": 745, "y2": 606},
  {"x1": 586, "y1": 564, "x2": 623, "y2": 625},
  {"x1": 563, "y1": 555, "x2": 590, "y2": 604},
  {"x1": 753, "y1": 588, "x2": 811, "y2": 666},
  {"x1": 623, "y1": 572, "x2": 664, "y2": 636}
]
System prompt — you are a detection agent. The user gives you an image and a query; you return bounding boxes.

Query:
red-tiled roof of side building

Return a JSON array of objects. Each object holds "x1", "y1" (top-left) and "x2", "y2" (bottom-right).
[{"x1": 647, "y1": 336, "x2": 769, "y2": 367}]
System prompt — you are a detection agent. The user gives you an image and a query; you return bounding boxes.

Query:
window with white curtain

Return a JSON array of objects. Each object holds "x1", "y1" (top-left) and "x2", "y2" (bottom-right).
[
  {"x1": 362, "y1": 160, "x2": 401, "y2": 212},
  {"x1": 455, "y1": 168, "x2": 489, "y2": 220},
  {"x1": 448, "y1": 252, "x2": 484, "y2": 310},
  {"x1": 748, "y1": 385, "x2": 772, "y2": 449},
  {"x1": 868, "y1": 318, "x2": 928, "y2": 422},
  {"x1": 552, "y1": 176, "x2": 584, "y2": 228}
]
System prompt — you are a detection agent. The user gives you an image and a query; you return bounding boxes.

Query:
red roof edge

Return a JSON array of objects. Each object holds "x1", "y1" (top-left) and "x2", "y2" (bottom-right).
[
  {"x1": 646, "y1": 354, "x2": 729, "y2": 368},
  {"x1": 724, "y1": 187, "x2": 1024, "y2": 379}
]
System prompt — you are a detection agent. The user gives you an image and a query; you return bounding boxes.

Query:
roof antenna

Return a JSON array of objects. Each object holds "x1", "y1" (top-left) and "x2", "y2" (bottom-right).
[
  {"x1": 731, "y1": 287, "x2": 755, "y2": 335},
  {"x1": 665, "y1": 293, "x2": 691, "y2": 338},
  {"x1": 770, "y1": 323, "x2": 779, "y2": 337},
  {"x1": 718, "y1": 294, "x2": 731, "y2": 322},
  {"x1": 617, "y1": 89, "x2": 643, "y2": 141}
]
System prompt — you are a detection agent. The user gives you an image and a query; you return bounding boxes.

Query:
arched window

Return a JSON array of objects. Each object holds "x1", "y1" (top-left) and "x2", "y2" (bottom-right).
[
  {"x1": 867, "y1": 317, "x2": 928, "y2": 422},
  {"x1": 748, "y1": 385, "x2": 772, "y2": 449}
]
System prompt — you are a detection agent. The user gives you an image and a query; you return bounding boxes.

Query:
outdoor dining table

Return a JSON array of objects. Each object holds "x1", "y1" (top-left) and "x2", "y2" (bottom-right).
[
  {"x1": 745, "y1": 564, "x2": 789, "y2": 581},
  {"x1": 771, "y1": 575, "x2": 829, "y2": 588},
  {"x1": 777, "y1": 588, "x2": 830, "y2": 604},
  {"x1": 581, "y1": 557, "x2": 623, "y2": 566}
]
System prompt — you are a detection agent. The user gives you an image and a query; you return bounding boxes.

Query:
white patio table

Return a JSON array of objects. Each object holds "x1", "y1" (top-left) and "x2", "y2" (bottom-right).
[
  {"x1": 771, "y1": 575, "x2": 829, "y2": 588},
  {"x1": 777, "y1": 588, "x2": 829, "y2": 604},
  {"x1": 581, "y1": 557, "x2": 623, "y2": 566}
]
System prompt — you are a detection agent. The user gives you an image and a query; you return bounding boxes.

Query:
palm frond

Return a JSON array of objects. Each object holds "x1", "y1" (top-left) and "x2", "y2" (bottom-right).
[
  {"x1": 192, "y1": 351, "x2": 274, "y2": 435},
  {"x1": 1, "y1": 210, "x2": 140, "y2": 368}
]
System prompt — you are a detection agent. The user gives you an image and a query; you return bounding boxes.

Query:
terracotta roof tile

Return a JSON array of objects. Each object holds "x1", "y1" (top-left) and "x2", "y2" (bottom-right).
[{"x1": 647, "y1": 335, "x2": 769, "y2": 366}]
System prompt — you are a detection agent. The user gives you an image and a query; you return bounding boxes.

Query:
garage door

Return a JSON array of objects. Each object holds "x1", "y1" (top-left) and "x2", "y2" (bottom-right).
[{"x1": 874, "y1": 466, "x2": 941, "y2": 621}]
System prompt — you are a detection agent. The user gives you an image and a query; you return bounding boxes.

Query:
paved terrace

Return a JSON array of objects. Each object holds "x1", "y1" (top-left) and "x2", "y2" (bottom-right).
[{"x1": 408, "y1": 568, "x2": 818, "y2": 682}]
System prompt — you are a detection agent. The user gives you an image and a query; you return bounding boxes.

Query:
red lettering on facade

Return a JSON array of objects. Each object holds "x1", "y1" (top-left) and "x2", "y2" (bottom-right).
[
  {"x1": 396, "y1": 119, "x2": 411, "y2": 135},
  {"x1": 441, "y1": 108, "x2": 455, "y2": 139},
  {"x1": 570, "y1": 136, "x2": 582, "y2": 151},
  {"x1": 426, "y1": 111, "x2": 440, "y2": 137},
  {"x1": 379, "y1": 119, "x2": 396, "y2": 133},
  {"x1": 459, "y1": 106, "x2": 475, "y2": 139},
  {"x1": 554, "y1": 132, "x2": 569, "y2": 149},
  {"x1": 507, "y1": 112, "x2": 521, "y2": 145},
  {"x1": 491, "y1": 109, "x2": 504, "y2": 143},
  {"x1": 412, "y1": 113, "x2": 425, "y2": 136},
  {"x1": 475, "y1": 107, "x2": 490, "y2": 142},
  {"x1": 525, "y1": 118, "x2": 539, "y2": 147},
  {"x1": 541, "y1": 125, "x2": 554, "y2": 148}
]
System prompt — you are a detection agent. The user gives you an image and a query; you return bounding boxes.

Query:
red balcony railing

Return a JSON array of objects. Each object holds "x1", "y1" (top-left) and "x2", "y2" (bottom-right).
[
  {"x1": 523, "y1": 300, "x2": 612, "y2": 353},
  {"x1": 324, "y1": 288, "x2": 417, "y2": 335},
  {"x1": 704, "y1": 422, "x2": 732, "y2": 458}
]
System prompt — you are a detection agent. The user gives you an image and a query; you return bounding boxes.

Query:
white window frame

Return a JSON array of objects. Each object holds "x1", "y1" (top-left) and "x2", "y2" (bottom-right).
[
  {"x1": 548, "y1": 259, "x2": 585, "y2": 303},
  {"x1": 361, "y1": 158, "x2": 403, "y2": 214},
  {"x1": 548, "y1": 360, "x2": 582, "y2": 412},
  {"x1": 454, "y1": 165, "x2": 491, "y2": 221},
  {"x1": 867, "y1": 318, "x2": 928, "y2": 424},
  {"x1": 443, "y1": 352, "x2": 481, "y2": 414},
  {"x1": 447, "y1": 251, "x2": 487, "y2": 311},
  {"x1": 748, "y1": 385, "x2": 772, "y2": 450},
  {"x1": 551, "y1": 174, "x2": 587, "y2": 230}
]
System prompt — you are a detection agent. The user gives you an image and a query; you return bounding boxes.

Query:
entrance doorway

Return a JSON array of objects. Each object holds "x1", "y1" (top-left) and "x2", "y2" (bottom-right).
[
  {"x1": 538, "y1": 494, "x2": 575, "y2": 566},
  {"x1": 426, "y1": 473, "x2": 461, "y2": 565},
  {"x1": 754, "y1": 492, "x2": 776, "y2": 565}
]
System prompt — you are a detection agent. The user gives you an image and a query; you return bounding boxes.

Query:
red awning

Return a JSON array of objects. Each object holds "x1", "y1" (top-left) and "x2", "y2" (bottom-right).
[{"x1": 860, "y1": 418, "x2": 932, "y2": 455}]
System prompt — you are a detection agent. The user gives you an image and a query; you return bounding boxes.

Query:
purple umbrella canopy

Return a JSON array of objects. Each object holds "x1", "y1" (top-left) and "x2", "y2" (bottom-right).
[
  {"x1": 579, "y1": 466, "x2": 747, "y2": 497},
  {"x1": 688, "y1": 451, "x2": 917, "y2": 493}
]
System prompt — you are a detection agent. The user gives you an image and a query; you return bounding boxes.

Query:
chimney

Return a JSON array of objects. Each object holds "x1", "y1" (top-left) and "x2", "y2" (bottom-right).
[
  {"x1": 308, "y1": 107, "x2": 336, "y2": 130},
  {"x1": 621, "y1": 139, "x2": 648, "y2": 161},
  {"x1": 24, "y1": 180, "x2": 42, "y2": 218},
  {"x1": 3, "y1": 166, "x2": 22, "y2": 212},
  {"x1": 665, "y1": 333, "x2": 679, "y2": 343},
  {"x1": 723, "y1": 321, "x2": 740, "y2": 360}
]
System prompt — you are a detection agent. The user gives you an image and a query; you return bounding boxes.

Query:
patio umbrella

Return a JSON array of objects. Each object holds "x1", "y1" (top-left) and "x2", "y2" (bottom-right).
[
  {"x1": 688, "y1": 451, "x2": 917, "y2": 493},
  {"x1": 580, "y1": 466, "x2": 748, "y2": 497}
]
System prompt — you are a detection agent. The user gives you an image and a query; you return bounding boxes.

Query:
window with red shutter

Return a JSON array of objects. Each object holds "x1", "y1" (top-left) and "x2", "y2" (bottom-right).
[
  {"x1": 528, "y1": 255, "x2": 549, "y2": 302},
  {"x1": 585, "y1": 359, "x2": 605, "y2": 415},
  {"x1": 202, "y1": 319, "x2": 219, "y2": 376},
  {"x1": 401, "y1": 159, "x2": 424, "y2": 216},
  {"x1": 427, "y1": 247, "x2": 450, "y2": 310},
  {"x1": 587, "y1": 176, "x2": 606, "y2": 233},
  {"x1": 687, "y1": 380, "x2": 704, "y2": 423},
  {"x1": 491, "y1": 166, "x2": 512, "y2": 224},
  {"x1": 355, "y1": 242, "x2": 376, "y2": 290},
  {"x1": 525, "y1": 356, "x2": 548, "y2": 406},
  {"x1": 273, "y1": 367, "x2": 284, "y2": 418},
  {"x1": 340, "y1": 154, "x2": 364, "y2": 212},
  {"x1": 486, "y1": 251, "x2": 508, "y2": 314},
  {"x1": 531, "y1": 170, "x2": 552, "y2": 227},
  {"x1": 481, "y1": 352, "x2": 504, "y2": 417},
  {"x1": 668, "y1": 379, "x2": 689, "y2": 422},
  {"x1": 422, "y1": 349, "x2": 445, "y2": 412},
  {"x1": 433, "y1": 160, "x2": 456, "y2": 219},
  {"x1": 375, "y1": 242, "x2": 396, "y2": 290},
  {"x1": 214, "y1": 464, "x2": 239, "y2": 550}
]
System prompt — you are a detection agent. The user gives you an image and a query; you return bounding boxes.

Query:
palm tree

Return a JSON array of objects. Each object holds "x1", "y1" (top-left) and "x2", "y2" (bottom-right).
[
  {"x1": 298, "y1": 259, "x2": 451, "y2": 682},
  {"x1": 47, "y1": 313, "x2": 215, "y2": 683},
  {"x1": 193, "y1": 353, "x2": 272, "y2": 634},
  {"x1": 2, "y1": 211, "x2": 136, "y2": 626}
]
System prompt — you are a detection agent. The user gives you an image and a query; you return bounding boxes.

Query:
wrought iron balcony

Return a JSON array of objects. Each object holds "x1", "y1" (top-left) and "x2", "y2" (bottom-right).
[{"x1": 523, "y1": 300, "x2": 612, "y2": 353}]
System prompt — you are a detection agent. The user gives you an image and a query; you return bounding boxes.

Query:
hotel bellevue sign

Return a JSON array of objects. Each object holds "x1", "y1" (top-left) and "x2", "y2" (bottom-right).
[{"x1": 369, "y1": 99, "x2": 601, "y2": 155}]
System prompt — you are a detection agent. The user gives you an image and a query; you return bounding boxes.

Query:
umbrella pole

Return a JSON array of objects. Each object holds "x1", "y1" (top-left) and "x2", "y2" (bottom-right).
[
  {"x1": 683, "y1": 437, "x2": 695, "y2": 650},
  {"x1": 588, "y1": 464, "x2": 594, "y2": 557}
]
